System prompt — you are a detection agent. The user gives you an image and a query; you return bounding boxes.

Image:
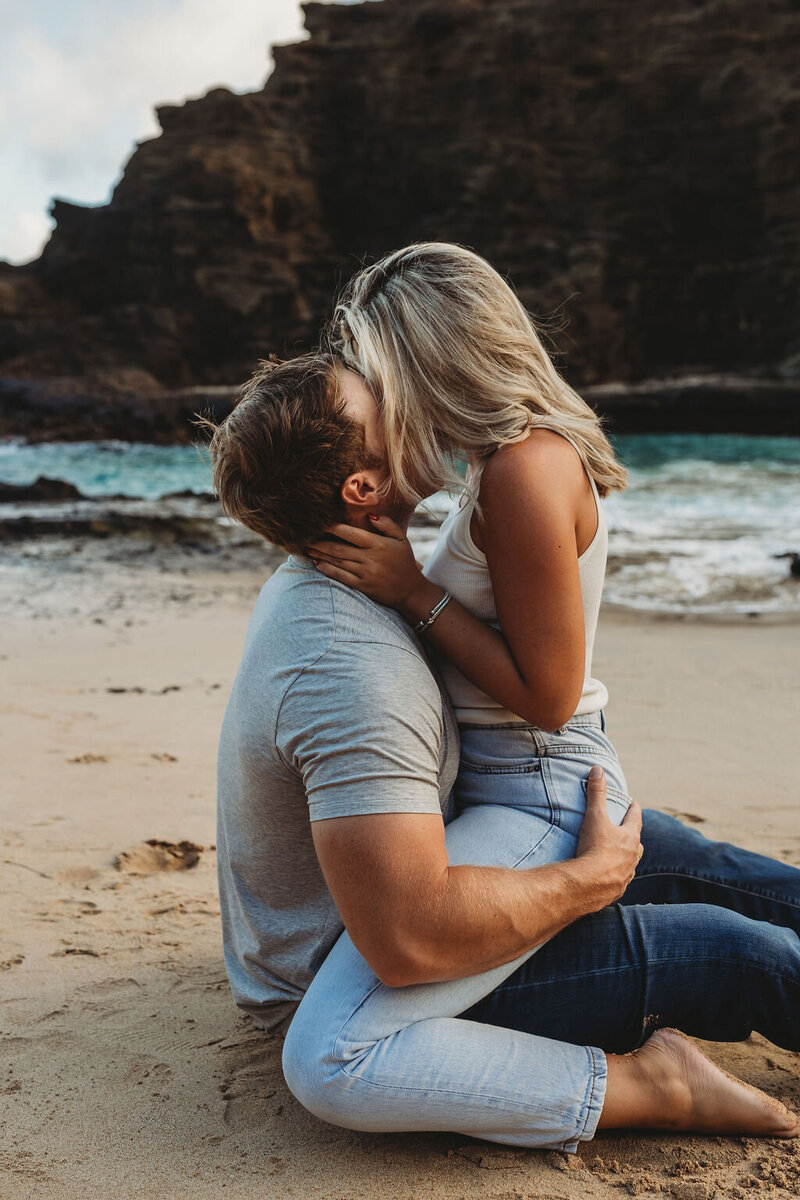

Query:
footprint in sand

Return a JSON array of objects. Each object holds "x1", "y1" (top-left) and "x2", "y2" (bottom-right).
[
  {"x1": 44, "y1": 898, "x2": 100, "y2": 919},
  {"x1": 105, "y1": 685, "x2": 182, "y2": 695},
  {"x1": 67, "y1": 753, "x2": 108, "y2": 765},
  {"x1": 114, "y1": 839, "x2": 203, "y2": 875},
  {"x1": 151, "y1": 752, "x2": 178, "y2": 763},
  {"x1": 662, "y1": 807, "x2": 706, "y2": 824}
]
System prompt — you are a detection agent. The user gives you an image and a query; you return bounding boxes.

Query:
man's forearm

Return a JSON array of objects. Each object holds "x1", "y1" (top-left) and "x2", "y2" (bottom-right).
[
  {"x1": 382, "y1": 855, "x2": 611, "y2": 987},
  {"x1": 313, "y1": 775, "x2": 642, "y2": 990}
]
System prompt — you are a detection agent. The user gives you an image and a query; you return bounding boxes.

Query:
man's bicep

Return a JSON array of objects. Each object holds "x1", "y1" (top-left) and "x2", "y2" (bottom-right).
[
  {"x1": 276, "y1": 645, "x2": 446, "y2": 822},
  {"x1": 276, "y1": 643, "x2": 450, "y2": 976},
  {"x1": 311, "y1": 811, "x2": 448, "y2": 971}
]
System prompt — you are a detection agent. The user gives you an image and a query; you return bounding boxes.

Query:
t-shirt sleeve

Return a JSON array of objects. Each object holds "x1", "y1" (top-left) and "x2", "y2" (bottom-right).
[{"x1": 275, "y1": 641, "x2": 445, "y2": 822}]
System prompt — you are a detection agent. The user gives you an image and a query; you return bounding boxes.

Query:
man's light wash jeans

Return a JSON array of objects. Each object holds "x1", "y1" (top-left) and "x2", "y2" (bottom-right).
[{"x1": 282, "y1": 715, "x2": 800, "y2": 1150}]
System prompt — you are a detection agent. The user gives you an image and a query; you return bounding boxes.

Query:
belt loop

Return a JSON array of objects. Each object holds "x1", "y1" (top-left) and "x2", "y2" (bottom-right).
[{"x1": 531, "y1": 728, "x2": 546, "y2": 755}]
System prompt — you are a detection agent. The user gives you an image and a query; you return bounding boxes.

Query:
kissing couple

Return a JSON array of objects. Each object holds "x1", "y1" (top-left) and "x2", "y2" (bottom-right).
[{"x1": 208, "y1": 242, "x2": 800, "y2": 1150}]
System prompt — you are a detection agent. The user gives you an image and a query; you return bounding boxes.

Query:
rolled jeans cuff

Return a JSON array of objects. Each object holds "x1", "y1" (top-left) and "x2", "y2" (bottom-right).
[{"x1": 561, "y1": 1045, "x2": 607, "y2": 1154}]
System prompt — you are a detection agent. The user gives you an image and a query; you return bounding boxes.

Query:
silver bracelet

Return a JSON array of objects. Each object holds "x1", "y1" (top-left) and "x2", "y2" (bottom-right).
[{"x1": 414, "y1": 591, "x2": 452, "y2": 634}]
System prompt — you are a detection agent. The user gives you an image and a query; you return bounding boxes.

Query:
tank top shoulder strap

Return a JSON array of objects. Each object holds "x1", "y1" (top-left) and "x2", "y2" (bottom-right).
[
  {"x1": 551, "y1": 432, "x2": 605, "y2": 559},
  {"x1": 553, "y1": 432, "x2": 598, "y2": 492}
]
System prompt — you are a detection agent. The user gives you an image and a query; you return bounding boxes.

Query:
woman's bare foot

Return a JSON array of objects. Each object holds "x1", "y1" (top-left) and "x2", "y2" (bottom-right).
[{"x1": 600, "y1": 1028, "x2": 800, "y2": 1137}]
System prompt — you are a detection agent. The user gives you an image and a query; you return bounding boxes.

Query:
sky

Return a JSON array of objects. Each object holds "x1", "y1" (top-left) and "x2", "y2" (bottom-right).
[{"x1": 0, "y1": 0, "x2": 364, "y2": 264}]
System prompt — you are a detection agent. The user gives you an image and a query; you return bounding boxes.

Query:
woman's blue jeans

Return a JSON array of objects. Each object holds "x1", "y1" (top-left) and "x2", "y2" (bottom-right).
[{"x1": 283, "y1": 716, "x2": 800, "y2": 1151}]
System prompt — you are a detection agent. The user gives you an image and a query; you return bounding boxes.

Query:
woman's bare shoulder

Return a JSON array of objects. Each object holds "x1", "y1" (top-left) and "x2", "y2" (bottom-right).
[{"x1": 480, "y1": 429, "x2": 584, "y2": 499}]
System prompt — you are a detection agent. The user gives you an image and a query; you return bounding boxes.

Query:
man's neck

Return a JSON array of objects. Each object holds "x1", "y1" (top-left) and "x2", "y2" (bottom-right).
[{"x1": 344, "y1": 508, "x2": 413, "y2": 535}]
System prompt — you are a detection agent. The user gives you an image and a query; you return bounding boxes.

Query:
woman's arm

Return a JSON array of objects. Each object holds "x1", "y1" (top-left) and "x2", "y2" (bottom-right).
[{"x1": 308, "y1": 432, "x2": 591, "y2": 731}]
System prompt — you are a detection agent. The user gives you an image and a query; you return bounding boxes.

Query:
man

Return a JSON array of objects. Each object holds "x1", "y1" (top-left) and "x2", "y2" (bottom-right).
[{"x1": 209, "y1": 352, "x2": 800, "y2": 1150}]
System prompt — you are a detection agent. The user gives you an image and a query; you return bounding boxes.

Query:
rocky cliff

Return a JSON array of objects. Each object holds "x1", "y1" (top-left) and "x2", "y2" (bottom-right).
[{"x1": 1, "y1": 0, "x2": 799, "y2": 423}]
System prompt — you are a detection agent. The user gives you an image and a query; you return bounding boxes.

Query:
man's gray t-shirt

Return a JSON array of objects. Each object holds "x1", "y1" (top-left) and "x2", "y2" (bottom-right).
[{"x1": 217, "y1": 555, "x2": 460, "y2": 1029}]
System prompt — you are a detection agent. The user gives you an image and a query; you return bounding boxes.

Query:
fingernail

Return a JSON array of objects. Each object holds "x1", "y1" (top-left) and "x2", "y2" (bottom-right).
[
  {"x1": 588, "y1": 765, "x2": 604, "y2": 780},
  {"x1": 369, "y1": 513, "x2": 379, "y2": 521},
  {"x1": 311, "y1": 558, "x2": 319, "y2": 565}
]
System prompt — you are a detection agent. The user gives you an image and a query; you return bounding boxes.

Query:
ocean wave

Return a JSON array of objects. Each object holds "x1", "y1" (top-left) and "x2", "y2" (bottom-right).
[{"x1": 2, "y1": 435, "x2": 799, "y2": 616}]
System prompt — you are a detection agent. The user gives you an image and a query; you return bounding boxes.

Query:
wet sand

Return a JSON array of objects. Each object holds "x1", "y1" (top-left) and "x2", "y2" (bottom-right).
[{"x1": 2, "y1": 551, "x2": 799, "y2": 1200}]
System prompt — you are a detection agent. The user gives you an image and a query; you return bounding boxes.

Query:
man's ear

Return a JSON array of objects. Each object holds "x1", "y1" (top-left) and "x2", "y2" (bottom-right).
[{"x1": 340, "y1": 468, "x2": 384, "y2": 511}]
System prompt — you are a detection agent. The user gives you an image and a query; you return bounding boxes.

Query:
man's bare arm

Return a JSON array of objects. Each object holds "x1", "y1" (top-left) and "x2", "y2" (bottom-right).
[{"x1": 311, "y1": 768, "x2": 642, "y2": 987}]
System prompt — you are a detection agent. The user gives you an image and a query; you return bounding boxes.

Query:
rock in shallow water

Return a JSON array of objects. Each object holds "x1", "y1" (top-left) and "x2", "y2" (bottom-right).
[{"x1": 0, "y1": 476, "x2": 83, "y2": 503}]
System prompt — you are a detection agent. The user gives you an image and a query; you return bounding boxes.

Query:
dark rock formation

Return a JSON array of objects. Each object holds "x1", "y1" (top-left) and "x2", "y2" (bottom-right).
[
  {"x1": 2, "y1": 369, "x2": 798, "y2": 442},
  {"x1": 584, "y1": 375, "x2": 800, "y2": 436},
  {"x1": 774, "y1": 551, "x2": 800, "y2": 579},
  {"x1": 0, "y1": 511, "x2": 216, "y2": 542},
  {"x1": 0, "y1": 376, "x2": 236, "y2": 443},
  {"x1": 1, "y1": 0, "x2": 799, "y2": 435},
  {"x1": 0, "y1": 475, "x2": 218, "y2": 503},
  {"x1": 0, "y1": 476, "x2": 83, "y2": 503}
]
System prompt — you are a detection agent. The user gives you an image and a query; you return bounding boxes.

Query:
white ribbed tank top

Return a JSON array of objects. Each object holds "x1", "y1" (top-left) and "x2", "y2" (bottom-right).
[{"x1": 423, "y1": 441, "x2": 609, "y2": 724}]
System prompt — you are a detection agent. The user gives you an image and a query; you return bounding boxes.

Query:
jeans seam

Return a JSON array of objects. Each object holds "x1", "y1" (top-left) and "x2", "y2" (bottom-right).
[
  {"x1": 539, "y1": 756, "x2": 561, "y2": 829},
  {"x1": 336, "y1": 1058, "x2": 586, "y2": 1117},
  {"x1": 616, "y1": 904, "x2": 647, "y2": 1046},
  {"x1": 543, "y1": 746, "x2": 617, "y2": 757},
  {"x1": 493, "y1": 955, "x2": 800, "y2": 991},
  {"x1": 575, "y1": 1047, "x2": 597, "y2": 1142},
  {"x1": 633, "y1": 869, "x2": 800, "y2": 909},
  {"x1": 573, "y1": 1046, "x2": 605, "y2": 1145},
  {"x1": 510, "y1": 822, "x2": 555, "y2": 868},
  {"x1": 459, "y1": 763, "x2": 542, "y2": 775},
  {"x1": 605, "y1": 787, "x2": 633, "y2": 802},
  {"x1": 332, "y1": 978, "x2": 386, "y2": 1062}
]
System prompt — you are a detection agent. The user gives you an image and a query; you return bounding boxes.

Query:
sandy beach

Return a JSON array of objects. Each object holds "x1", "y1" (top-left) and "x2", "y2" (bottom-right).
[{"x1": 2, "y1": 550, "x2": 799, "y2": 1200}]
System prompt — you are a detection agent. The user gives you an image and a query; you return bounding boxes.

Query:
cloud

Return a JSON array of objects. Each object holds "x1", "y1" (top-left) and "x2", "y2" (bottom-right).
[
  {"x1": 2, "y1": 210, "x2": 53, "y2": 264},
  {"x1": 0, "y1": 0, "x2": 323, "y2": 263}
]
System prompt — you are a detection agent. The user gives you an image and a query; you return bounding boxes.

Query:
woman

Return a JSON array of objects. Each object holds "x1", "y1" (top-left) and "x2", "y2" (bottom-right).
[
  {"x1": 310, "y1": 240, "x2": 630, "y2": 847},
  {"x1": 282, "y1": 243, "x2": 800, "y2": 1149}
]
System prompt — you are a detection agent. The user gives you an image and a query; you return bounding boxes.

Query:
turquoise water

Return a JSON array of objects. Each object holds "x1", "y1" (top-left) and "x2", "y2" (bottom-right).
[
  {"x1": 2, "y1": 433, "x2": 797, "y2": 499},
  {"x1": 0, "y1": 439, "x2": 215, "y2": 498},
  {"x1": 1, "y1": 434, "x2": 799, "y2": 614},
  {"x1": 611, "y1": 433, "x2": 800, "y2": 470},
  {"x1": 601, "y1": 435, "x2": 800, "y2": 613}
]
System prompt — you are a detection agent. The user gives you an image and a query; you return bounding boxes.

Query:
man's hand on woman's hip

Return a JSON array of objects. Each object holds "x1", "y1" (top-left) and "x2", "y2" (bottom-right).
[{"x1": 575, "y1": 766, "x2": 643, "y2": 910}]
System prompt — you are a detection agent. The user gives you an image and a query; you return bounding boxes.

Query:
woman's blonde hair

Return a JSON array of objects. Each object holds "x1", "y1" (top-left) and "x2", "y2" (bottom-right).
[{"x1": 331, "y1": 242, "x2": 626, "y2": 506}]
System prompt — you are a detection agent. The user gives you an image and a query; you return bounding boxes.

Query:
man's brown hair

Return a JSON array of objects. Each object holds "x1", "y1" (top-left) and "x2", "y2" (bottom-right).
[{"x1": 198, "y1": 352, "x2": 380, "y2": 553}]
